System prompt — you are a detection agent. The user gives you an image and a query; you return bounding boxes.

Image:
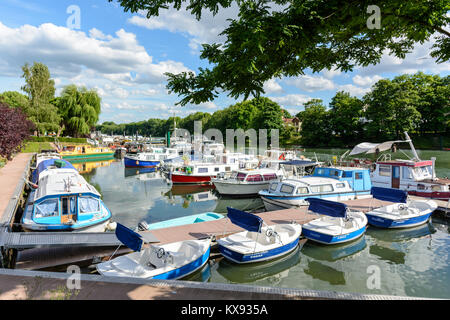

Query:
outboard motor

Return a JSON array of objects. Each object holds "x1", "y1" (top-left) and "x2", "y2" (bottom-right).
[{"x1": 138, "y1": 221, "x2": 149, "y2": 231}]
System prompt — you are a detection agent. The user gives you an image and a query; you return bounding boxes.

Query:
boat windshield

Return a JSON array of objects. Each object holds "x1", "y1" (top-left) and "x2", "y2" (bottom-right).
[
  {"x1": 280, "y1": 184, "x2": 295, "y2": 194},
  {"x1": 414, "y1": 165, "x2": 433, "y2": 179}
]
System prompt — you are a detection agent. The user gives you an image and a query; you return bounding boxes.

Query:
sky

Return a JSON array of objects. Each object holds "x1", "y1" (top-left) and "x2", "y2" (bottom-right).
[{"x1": 0, "y1": 0, "x2": 449, "y2": 124}]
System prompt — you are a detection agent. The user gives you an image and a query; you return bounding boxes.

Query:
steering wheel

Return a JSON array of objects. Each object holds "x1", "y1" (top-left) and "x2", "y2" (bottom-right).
[
  {"x1": 398, "y1": 204, "x2": 407, "y2": 211},
  {"x1": 157, "y1": 248, "x2": 165, "y2": 259},
  {"x1": 265, "y1": 229, "x2": 274, "y2": 237}
]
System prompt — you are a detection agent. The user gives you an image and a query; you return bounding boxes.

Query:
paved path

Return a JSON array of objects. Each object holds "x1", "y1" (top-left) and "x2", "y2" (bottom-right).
[{"x1": 0, "y1": 153, "x2": 33, "y2": 223}]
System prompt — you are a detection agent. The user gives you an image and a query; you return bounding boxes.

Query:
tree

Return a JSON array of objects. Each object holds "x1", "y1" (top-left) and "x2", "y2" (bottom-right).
[
  {"x1": 0, "y1": 102, "x2": 35, "y2": 159},
  {"x1": 21, "y1": 62, "x2": 61, "y2": 134},
  {"x1": 364, "y1": 78, "x2": 421, "y2": 139},
  {"x1": 0, "y1": 91, "x2": 30, "y2": 114},
  {"x1": 297, "y1": 100, "x2": 331, "y2": 146},
  {"x1": 252, "y1": 97, "x2": 284, "y2": 137},
  {"x1": 111, "y1": 0, "x2": 450, "y2": 105},
  {"x1": 329, "y1": 91, "x2": 364, "y2": 145},
  {"x1": 55, "y1": 85, "x2": 102, "y2": 137}
]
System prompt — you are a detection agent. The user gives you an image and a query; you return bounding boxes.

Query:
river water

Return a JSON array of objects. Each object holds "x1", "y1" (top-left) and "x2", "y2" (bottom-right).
[{"x1": 78, "y1": 149, "x2": 450, "y2": 299}]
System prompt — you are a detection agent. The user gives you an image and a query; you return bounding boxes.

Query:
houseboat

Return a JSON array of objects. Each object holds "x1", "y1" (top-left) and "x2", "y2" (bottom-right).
[
  {"x1": 259, "y1": 167, "x2": 372, "y2": 211},
  {"x1": 21, "y1": 160, "x2": 113, "y2": 232},
  {"x1": 59, "y1": 144, "x2": 115, "y2": 161}
]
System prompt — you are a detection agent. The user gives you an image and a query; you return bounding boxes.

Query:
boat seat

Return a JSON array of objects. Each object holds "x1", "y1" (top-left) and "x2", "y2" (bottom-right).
[{"x1": 168, "y1": 251, "x2": 187, "y2": 265}]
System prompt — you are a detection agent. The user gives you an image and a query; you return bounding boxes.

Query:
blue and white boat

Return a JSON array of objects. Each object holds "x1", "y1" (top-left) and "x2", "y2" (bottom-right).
[
  {"x1": 22, "y1": 159, "x2": 113, "y2": 232},
  {"x1": 365, "y1": 187, "x2": 438, "y2": 229},
  {"x1": 96, "y1": 224, "x2": 211, "y2": 280},
  {"x1": 124, "y1": 148, "x2": 179, "y2": 168},
  {"x1": 259, "y1": 167, "x2": 372, "y2": 211},
  {"x1": 302, "y1": 198, "x2": 368, "y2": 245},
  {"x1": 217, "y1": 207, "x2": 302, "y2": 264},
  {"x1": 138, "y1": 212, "x2": 225, "y2": 231}
]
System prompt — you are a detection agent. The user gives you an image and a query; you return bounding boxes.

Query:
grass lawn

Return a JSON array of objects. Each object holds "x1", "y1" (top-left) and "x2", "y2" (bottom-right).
[{"x1": 20, "y1": 141, "x2": 53, "y2": 153}]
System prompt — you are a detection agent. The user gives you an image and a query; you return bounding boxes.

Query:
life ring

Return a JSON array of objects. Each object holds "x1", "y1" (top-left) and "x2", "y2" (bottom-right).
[{"x1": 279, "y1": 153, "x2": 286, "y2": 161}]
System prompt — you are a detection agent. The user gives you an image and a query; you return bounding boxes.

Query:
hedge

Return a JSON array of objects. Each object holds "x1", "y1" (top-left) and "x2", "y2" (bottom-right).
[{"x1": 28, "y1": 136, "x2": 87, "y2": 143}]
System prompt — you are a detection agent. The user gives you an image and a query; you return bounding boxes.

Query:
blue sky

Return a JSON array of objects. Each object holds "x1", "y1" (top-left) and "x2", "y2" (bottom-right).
[{"x1": 0, "y1": 0, "x2": 449, "y2": 124}]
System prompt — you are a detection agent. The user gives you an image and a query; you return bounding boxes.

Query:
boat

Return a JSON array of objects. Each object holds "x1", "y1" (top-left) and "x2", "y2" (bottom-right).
[
  {"x1": 31, "y1": 158, "x2": 76, "y2": 184},
  {"x1": 365, "y1": 187, "x2": 438, "y2": 229},
  {"x1": 137, "y1": 212, "x2": 225, "y2": 231},
  {"x1": 34, "y1": 151, "x2": 61, "y2": 168},
  {"x1": 58, "y1": 144, "x2": 115, "y2": 161},
  {"x1": 21, "y1": 159, "x2": 113, "y2": 232},
  {"x1": 301, "y1": 198, "x2": 368, "y2": 245},
  {"x1": 217, "y1": 207, "x2": 302, "y2": 264},
  {"x1": 96, "y1": 223, "x2": 211, "y2": 280},
  {"x1": 258, "y1": 166, "x2": 372, "y2": 211},
  {"x1": 169, "y1": 162, "x2": 240, "y2": 184},
  {"x1": 350, "y1": 132, "x2": 450, "y2": 201},
  {"x1": 212, "y1": 168, "x2": 282, "y2": 196},
  {"x1": 124, "y1": 148, "x2": 179, "y2": 168}
]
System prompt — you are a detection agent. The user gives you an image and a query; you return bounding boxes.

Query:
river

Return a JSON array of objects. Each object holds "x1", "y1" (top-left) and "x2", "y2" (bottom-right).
[{"x1": 77, "y1": 149, "x2": 450, "y2": 299}]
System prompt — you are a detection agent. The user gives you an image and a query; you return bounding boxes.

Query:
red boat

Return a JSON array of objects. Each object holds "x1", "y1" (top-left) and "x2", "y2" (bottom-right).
[{"x1": 170, "y1": 163, "x2": 239, "y2": 184}]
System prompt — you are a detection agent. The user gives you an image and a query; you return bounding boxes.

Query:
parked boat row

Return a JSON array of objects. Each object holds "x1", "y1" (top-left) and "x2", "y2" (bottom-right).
[{"x1": 96, "y1": 187, "x2": 438, "y2": 280}]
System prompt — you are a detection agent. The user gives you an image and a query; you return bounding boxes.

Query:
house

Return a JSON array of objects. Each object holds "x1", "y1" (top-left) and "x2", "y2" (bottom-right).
[{"x1": 282, "y1": 117, "x2": 301, "y2": 132}]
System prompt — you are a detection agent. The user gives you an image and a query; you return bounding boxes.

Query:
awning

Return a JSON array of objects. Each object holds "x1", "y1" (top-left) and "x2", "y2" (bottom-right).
[
  {"x1": 115, "y1": 223, "x2": 143, "y2": 252},
  {"x1": 306, "y1": 198, "x2": 347, "y2": 219},
  {"x1": 349, "y1": 140, "x2": 405, "y2": 156},
  {"x1": 371, "y1": 187, "x2": 408, "y2": 203},
  {"x1": 227, "y1": 207, "x2": 263, "y2": 233}
]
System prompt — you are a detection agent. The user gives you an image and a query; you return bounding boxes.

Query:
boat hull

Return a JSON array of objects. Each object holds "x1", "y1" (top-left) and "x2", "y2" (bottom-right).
[
  {"x1": 213, "y1": 181, "x2": 270, "y2": 196},
  {"x1": 218, "y1": 237, "x2": 300, "y2": 264},
  {"x1": 124, "y1": 157, "x2": 160, "y2": 168},
  {"x1": 144, "y1": 212, "x2": 225, "y2": 231},
  {"x1": 61, "y1": 153, "x2": 114, "y2": 161},
  {"x1": 171, "y1": 173, "x2": 214, "y2": 184},
  {"x1": 365, "y1": 211, "x2": 433, "y2": 229},
  {"x1": 302, "y1": 225, "x2": 367, "y2": 245}
]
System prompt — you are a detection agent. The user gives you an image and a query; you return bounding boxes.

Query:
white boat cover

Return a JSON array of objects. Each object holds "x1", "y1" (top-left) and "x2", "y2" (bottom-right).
[{"x1": 349, "y1": 140, "x2": 405, "y2": 156}]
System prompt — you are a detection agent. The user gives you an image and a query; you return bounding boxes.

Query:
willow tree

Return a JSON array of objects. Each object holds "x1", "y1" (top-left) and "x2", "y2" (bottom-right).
[
  {"x1": 111, "y1": 0, "x2": 450, "y2": 106},
  {"x1": 56, "y1": 85, "x2": 102, "y2": 137}
]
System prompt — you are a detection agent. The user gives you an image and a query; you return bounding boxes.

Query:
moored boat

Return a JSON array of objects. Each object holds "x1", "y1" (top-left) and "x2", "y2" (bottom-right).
[
  {"x1": 259, "y1": 166, "x2": 372, "y2": 211},
  {"x1": 59, "y1": 144, "x2": 115, "y2": 161},
  {"x1": 96, "y1": 224, "x2": 211, "y2": 280},
  {"x1": 217, "y1": 207, "x2": 302, "y2": 264},
  {"x1": 365, "y1": 187, "x2": 438, "y2": 229},
  {"x1": 301, "y1": 198, "x2": 368, "y2": 245},
  {"x1": 22, "y1": 160, "x2": 113, "y2": 232},
  {"x1": 138, "y1": 212, "x2": 225, "y2": 231},
  {"x1": 212, "y1": 168, "x2": 282, "y2": 196}
]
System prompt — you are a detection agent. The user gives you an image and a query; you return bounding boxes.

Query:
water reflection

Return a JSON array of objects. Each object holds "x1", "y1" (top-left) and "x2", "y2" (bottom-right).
[
  {"x1": 304, "y1": 260, "x2": 346, "y2": 285},
  {"x1": 216, "y1": 244, "x2": 303, "y2": 284},
  {"x1": 366, "y1": 222, "x2": 435, "y2": 243},
  {"x1": 183, "y1": 262, "x2": 212, "y2": 283},
  {"x1": 302, "y1": 236, "x2": 367, "y2": 262}
]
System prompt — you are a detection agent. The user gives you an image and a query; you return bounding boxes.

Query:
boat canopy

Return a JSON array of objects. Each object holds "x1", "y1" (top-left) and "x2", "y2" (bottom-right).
[
  {"x1": 349, "y1": 140, "x2": 405, "y2": 156},
  {"x1": 226, "y1": 207, "x2": 263, "y2": 233},
  {"x1": 371, "y1": 187, "x2": 408, "y2": 203},
  {"x1": 280, "y1": 160, "x2": 317, "y2": 167},
  {"x1": 32, "y1": 159, "x2": 76, "y2": 183},
  {"x1": 306, "y1": 198, "x2": 347, "y2": 219},
  {"x1": 115, "y1": 223, "x2": 143, "y2": 252}
]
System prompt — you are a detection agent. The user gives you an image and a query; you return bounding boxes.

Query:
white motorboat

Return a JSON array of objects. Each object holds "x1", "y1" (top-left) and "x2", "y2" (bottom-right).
[
  {"x1": 212, "y1": 168, "x2": 282, "y2": 196},
  {"x1": 365, "y1": 187, "x2": 438, "y2": 228},
  {"x1": 217, "y1": 207, "x2": 302, "y2": 264},
  {"x1": 301, "y1": 198, "x2": 368, "y2": 245},
  {"x1": 96, "y1": 224, "x2": 211, "y2": 280}
]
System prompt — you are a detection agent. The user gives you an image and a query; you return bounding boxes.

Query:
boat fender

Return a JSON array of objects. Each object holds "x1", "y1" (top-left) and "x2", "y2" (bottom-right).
[{"x1": 138, "y1": 221, "x2": 149, "y2": 231}]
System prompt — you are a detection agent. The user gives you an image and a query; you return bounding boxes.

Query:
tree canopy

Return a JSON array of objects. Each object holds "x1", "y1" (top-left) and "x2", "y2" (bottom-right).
[{"x1": 111, "y1": 0, "x2": 450, "y2": 105}]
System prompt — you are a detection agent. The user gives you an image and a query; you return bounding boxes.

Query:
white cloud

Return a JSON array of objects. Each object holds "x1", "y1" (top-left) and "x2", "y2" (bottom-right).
[
  {"x1": 352, "y1": 75, "x2": 383, "y2": 87},
  {"x1": 263, "y1": 78, "x2": 283, "y2": 94},
  {"x1": 285, "y1": 75, "x2": 335, "y2": 92},
  {"x1": 336, "y1": 84, "x2": 371, "y2": 97},
  {"x1": 270, "y1": 94, "x2": 313, "y2": 107}
]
